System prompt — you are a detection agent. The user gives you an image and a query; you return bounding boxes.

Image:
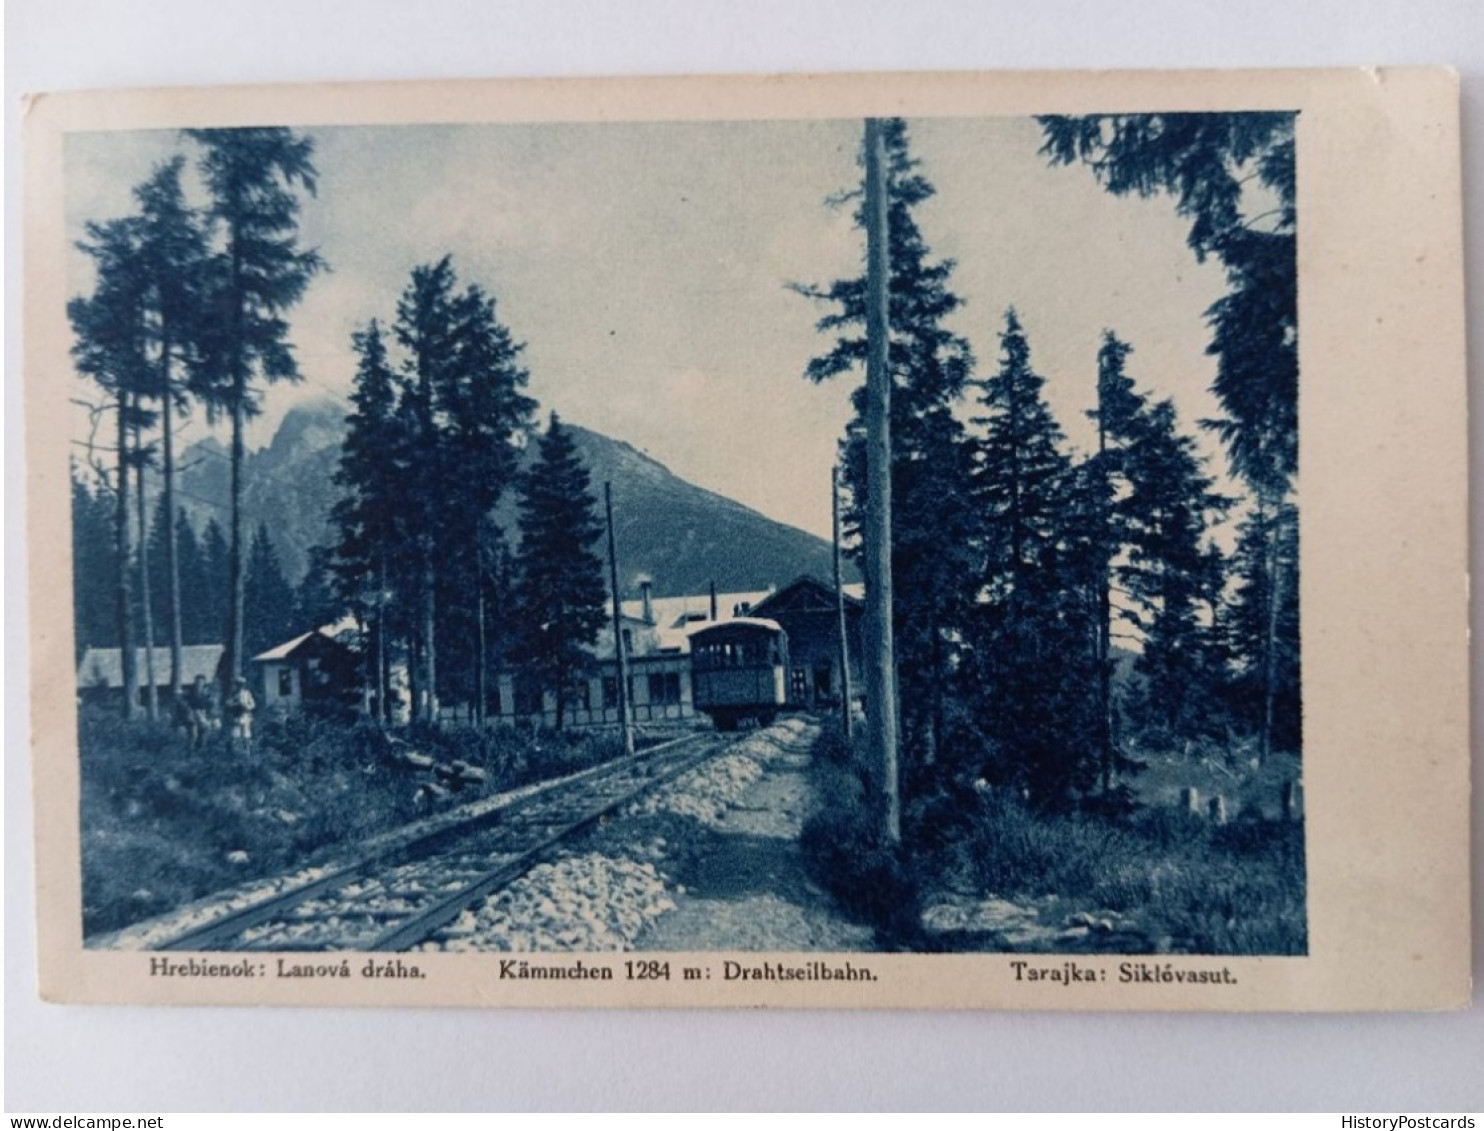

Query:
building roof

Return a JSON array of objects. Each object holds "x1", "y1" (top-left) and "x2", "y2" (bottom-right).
[
  {"x1": 250, "y1": 629, "x2": 355, "y2": 663},
  {"x1": 742, "y1": 575, "x2": 863, "y2": 619},
  {"x1": 618, "y1": 587, "x2": 777, "y2": 631},
  {"x1": 76, "y1": 645, "x2": 225, "y2": 690}
]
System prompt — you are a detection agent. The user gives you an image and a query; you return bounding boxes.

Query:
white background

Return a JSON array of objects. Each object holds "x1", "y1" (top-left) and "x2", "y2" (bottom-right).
[{"x1": 6, "y1": 0, "x2": 1482, "y2": 1112}]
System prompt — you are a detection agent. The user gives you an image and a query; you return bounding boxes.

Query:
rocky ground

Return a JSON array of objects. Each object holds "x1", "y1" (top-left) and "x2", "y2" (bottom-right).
[{"x1": 424, "y1": 717, "x2": 875, "y2": 953}]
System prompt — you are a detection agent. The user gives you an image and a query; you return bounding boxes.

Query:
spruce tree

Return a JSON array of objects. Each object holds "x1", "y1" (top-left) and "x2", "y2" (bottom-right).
[
  {"x1": 185, "y1": 127, "x2": 324, "y2": 692},
  {"x1": 294, "y1": 546, "x2": 344, "y2": 635},
  {"x1": 200, "y1": 517, "x2": 231, "y2": 645},
  {"x1": 173, "y1": 509, "x2": 211, "y2": 646},
  {"x1": 70, "y1": 468, "x2": 118, "y2": 658},
  {"x1": 512, "y1": 414, "x2": 607, "y2": 731},
  {"x1": 330, "y1": 318, "x2": 408, "y2": 720},
  {"x1": 70, "y1": 216, "x2": 153, "y2": 718},
  {"x1": 1038, "y1": 112, "x2": 1299, "y2": 761},
  {"x1": 794, "y1": 117, "x2": 977, "y2": 771},
  {"x1": 243, "y1": 522, "x2": 297, "y2": 659},
  {"x1": 1089, "y1": 332, "x2": 1231, "y2": 751},
  {"x1": 134, "y1": 157, "x2": 210, "y2": 701},
  {"x1": 968, "y1": 310, "x2": 1098, "y2": 805},
  {"x1": 393, "y1": 259, "x2": 460, "y2": 721},
  {"x1": 434, "y1": 281, "x2": 535, "y2": 721}
]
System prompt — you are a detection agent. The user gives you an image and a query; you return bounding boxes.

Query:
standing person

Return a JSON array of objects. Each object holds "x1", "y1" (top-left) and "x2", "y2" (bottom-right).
[
  {"x1": 225, "y1": 677, "x2": 256, "y2": 752},
  {"x1": 186, "y1": 673, "x2": 217, "y2": 747}
]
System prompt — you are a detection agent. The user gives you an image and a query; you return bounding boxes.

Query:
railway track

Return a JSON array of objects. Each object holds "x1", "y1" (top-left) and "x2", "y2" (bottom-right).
[{"x1": 149, "y1": 730, "x2": 734, "y2": 954}]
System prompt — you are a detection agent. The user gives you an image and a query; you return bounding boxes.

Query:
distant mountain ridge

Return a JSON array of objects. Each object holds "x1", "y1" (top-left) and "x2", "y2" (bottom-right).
[{"x1": 175, "y1": 399, "x2": 856, "y2": 598}]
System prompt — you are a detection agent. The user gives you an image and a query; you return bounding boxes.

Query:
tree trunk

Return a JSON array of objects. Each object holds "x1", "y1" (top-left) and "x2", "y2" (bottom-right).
[
  {"x1": 1096, "y1": 395, "x2": 1114, "y2": 796},
  {"x1": 225, "y1": 230, "x2": 247, "y2": 693},
  {"x1": 161, "y1": 342, "x2": 183, "y2": 702},
  {"x1": 115, "y1": 397, "x2": 137, "y2": 720},
  {"x1": 225, "y1": 394, "x2": 246, "y2": 690},
  {"x1": 421, "y1": 552, "x2": 437, "y2": 723},
  {"x1": 135, "y1": 419, "x2": 159, "y2": 722},
  {"x1": 862, "y1": 117, "x2": 900, "y2": 845},
  {"x1": 1259, "y1": 495, "x2": 1284, "y2": 766},
  {"x1": 376, "y1": 557, "x2": 388, "y2": 725},
  {"x1": 475, "y1": 550, "x2": 487, "y2": 727},
  {"x1": 832, "y1": 464, "x2": 854, "y2": 739}
]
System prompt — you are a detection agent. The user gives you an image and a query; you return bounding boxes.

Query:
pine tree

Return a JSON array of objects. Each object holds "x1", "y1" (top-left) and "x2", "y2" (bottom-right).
[
  {"x1": 393, "y1": 259, "x2": 460, "y2": 721},
  {"x1": 342, "y1": 260, "x2": 535, "y2": 724},
  {"x1": 968, "y1": 310, "x2": 1098, "y2": 805},
  {"x1": 132, "y1": 157, "x2": 211, "y2": 702},
  {"x1": 294, "y1": 546, "x2": 344, "y2": 635},
  {"x1": 793, "y1": 117, "x2": 978, "y2": 770},
  {"x1": 1085, "y1": 332, "x2": 1232, "y2": 761},
  {"x1": 1120, "y1": 399, "x2": 1230, "y2": 742},
  {"x1": 173, "y1": 509, "x2": 211, "y2": 646},
  {"x1": 69, "y1": 216, "x2": 153, "y2": 718},
  {"x1": 200, "y1": 517, "x2": 231, "y2": 646},
  {"x1": 243, "y1": 522, "x2": 297, "y2": 659},
  {"x1": 146, "y1": 495, "x2": 175, "y2": 647},
  {"x1": 330, "y1": 319, "x2": 408, "y2": 720},
  {"x1": 512, "y1": 414, "x2": 607, "y2": 731},
  {"x1": 430, "y1": 281, "x2": 535, "y2": 722},
  {"x1": 70, "y1": 467, "x2": 118, "y2": 658},
  {"x1": 1224, "y1": 498, "x2": 1300, "y2": 754},
  {"x1": 1038, "y1": 112, "x2": 1299, "y2": 761},
  {"x1": 185, "y1": 127, "x2": 324, "y2": 692}
]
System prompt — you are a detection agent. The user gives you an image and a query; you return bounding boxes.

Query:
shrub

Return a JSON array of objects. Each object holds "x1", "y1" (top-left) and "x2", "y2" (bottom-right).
[{"x1": 78, "y1": 706, "x2": 633, "y2": 938}]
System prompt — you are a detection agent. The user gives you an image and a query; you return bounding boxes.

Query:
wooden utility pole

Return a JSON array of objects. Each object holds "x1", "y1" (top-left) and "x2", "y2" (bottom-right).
[
  {"x1": 862, "y1": 118, "x2": 900, "y2": 844},
  {"x1": 605, "y1": 481, "x2": 635, "y2": 756},
  {"x1": 832, "y1": 463, "x2": 854, "y2": 740}
]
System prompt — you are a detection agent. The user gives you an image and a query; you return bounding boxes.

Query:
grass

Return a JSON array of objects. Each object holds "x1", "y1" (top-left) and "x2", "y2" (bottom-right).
[
  {"x1": 799, "y1": 721, "x2": 1307, "y2": 956},
  {"x1": 79, "y1": 706, "x2": 629, "y2": 938}
]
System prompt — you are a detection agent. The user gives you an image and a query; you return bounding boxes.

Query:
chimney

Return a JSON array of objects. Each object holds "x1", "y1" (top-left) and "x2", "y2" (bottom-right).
[
  {"x1": 709, "y1": 580, "x2": 718, "y2": 622},
  {"x1": 638, "y1": 576, "x2": 654, "y2": 625}
]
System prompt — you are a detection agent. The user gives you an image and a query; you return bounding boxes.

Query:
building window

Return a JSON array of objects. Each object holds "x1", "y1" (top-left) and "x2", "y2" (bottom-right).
[
  {"x1": 790, "y1": 667, "x2": 809, "y2": 702},
  {"x1": 602, "y1": 677, "x2": 619, "y2": 709},
  {"x1": 569, "y1": 679, "x2": 591, "y2": 711},
  {"x1": 648, "y1": 671, "x2": 681, "y2": 706},
  {"x1": 278, "y1": 668, "x2": 294, "y2": 697},
  {"x1": 514, "y1": 674, "x2": 544, "y2": 717}
]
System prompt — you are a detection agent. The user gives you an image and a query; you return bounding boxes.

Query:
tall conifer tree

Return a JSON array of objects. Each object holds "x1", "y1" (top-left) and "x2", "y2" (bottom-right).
[
  {"x1": 512, "y1": 414, "x2": 607, "y2": 731},
  {"x1": 70, "y1": 216, "x2": 153, "y2": 718},
  {"x1": 968, "y1": 310, "x2": 1097, "y2": 804},
  {"x1": 794, "y1": 117, "x2": 977, "y2": 770},
  {"x1": 1039, "y1": 112, "x2": 1299, "y2": 759},
  {"x1": 244, "y1": 522, "x2": 297, "y2": 658},
  {"x1": 185, "y1": 127, "x2": 323, "y2": 692}
]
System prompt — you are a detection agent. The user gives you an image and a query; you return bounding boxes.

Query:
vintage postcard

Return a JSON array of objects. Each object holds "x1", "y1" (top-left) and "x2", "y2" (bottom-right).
[{"x1": 23, "y1": 68, "x2": 1469, "y2": 1010}]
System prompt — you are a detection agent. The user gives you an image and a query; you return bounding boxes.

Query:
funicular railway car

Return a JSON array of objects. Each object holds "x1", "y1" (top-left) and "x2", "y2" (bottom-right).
[{"x1": 687, "y1": 617, "x2": 789, "y2": 730}]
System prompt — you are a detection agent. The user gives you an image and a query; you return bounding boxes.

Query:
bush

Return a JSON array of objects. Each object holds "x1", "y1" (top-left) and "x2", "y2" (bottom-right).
[
  {"x1": 78, "y1": 706, "x2": 631, "y2": 938},
  {"x1": 797, "y1": 723, "x2": 922, "y2": 945},
  {"x1": 934, "y1": 783, "x2": 1306, "y2": 955}
]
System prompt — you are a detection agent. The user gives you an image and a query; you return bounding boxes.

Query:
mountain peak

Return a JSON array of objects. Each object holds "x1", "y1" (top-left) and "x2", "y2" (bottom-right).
[{"x1": 179, "y1": 407, "x2": 852, "y2": 596}]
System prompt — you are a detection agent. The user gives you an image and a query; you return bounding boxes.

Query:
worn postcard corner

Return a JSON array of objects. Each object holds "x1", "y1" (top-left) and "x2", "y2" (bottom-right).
[{"x1": 23, "y1": 67, "x2": 1470, "y2": 1011}]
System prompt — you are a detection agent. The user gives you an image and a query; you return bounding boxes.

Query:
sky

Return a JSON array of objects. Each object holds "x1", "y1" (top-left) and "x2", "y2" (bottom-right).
[{"x1": 65, "y1": 116, "x2": 1237, "y2": 540}]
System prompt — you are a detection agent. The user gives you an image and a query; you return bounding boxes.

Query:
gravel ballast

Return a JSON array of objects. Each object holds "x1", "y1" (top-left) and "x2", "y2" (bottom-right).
[{"x1": 424, "y1": 718, "x2": 872, "y2": 952}]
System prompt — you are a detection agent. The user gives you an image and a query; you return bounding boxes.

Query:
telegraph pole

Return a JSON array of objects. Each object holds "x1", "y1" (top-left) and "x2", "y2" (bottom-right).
[
  {"x1": 862, "y1": 118, "x2": 900, "y2": 844},
  {"x1": 832, "y1": 462, "x2": 854, "y2": 740},
  {"x1": 605, "y1": 481, "x2": 635, "y2": 756}
]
